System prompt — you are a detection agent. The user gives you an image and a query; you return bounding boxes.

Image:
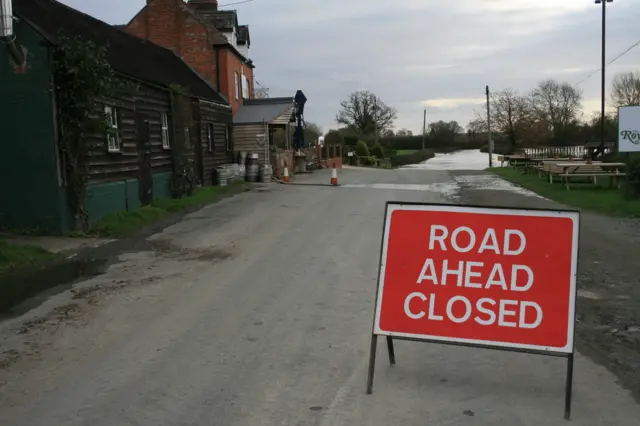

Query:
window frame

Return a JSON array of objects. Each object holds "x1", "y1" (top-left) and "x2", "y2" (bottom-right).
[
  {"x1": 234, "y1": 72, "x2": 240, "y2": 100},
  {"x1": 104, "y1": 105, "x2": 121, "y2": 153},
  {"x1": 161, "y1": 112, "x2": 171, "y2": 149}
]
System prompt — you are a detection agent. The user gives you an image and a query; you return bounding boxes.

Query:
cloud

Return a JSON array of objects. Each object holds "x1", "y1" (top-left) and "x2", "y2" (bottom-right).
[
  {"x1": 421, "y1": 98, "x2": 485, "y2": 109},
  {"x1": 57, "y1": 0, "x2": 640, "y2": 133}
]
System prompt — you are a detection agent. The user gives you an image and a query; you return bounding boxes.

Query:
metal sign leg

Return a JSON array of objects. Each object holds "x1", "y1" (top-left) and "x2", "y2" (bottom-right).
[
  {"x1": 386, "y1": 336, "x2": 396, "y2": 365},
  {"x1": 366, "y1": 335, "x2": 378, "y2": 394},
  {"x1": 564, "y1": 353, "x2": 574, "y2": 420}
]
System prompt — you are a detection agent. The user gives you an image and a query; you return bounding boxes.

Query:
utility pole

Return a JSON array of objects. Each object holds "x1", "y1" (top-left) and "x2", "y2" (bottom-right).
[
  {"x1": 422, "y1": 109, "x2": 426, "y2": 150},
  {"x1": 486, "y1": 85, "x2": 493, "y2": 168},
  {"x1": 595, "y1": 0, "x2": 613, "y2": 157}
]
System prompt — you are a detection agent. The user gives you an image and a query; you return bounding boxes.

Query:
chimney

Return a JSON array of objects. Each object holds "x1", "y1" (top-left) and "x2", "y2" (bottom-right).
[{"x1": 188, "y1": 0, "x2": 218, "y2": 10}]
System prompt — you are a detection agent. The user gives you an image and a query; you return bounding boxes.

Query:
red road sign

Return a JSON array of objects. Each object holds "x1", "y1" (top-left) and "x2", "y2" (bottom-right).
[{"x1": 373, "y1": 203, "x2": 579, "y2": 353}]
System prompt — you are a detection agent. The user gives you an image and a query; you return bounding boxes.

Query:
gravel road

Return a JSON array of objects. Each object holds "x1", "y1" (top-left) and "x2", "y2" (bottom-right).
[{"x1": 1, "y1": 165, "x2": 639, "y2": 426}]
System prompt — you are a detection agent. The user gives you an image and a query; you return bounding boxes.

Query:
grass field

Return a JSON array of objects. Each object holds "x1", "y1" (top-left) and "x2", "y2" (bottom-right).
[
  {"x1": 396, "y1": 149, "x2": 419, "y2": 155},
  {"x1": 489, "y1": 167, "x2": 640, "y2": 217}
]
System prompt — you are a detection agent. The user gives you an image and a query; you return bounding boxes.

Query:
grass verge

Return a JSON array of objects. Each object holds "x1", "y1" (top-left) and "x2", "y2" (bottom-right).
[
  {"x1": 90, "y1": 182, "x2": 250, "y2": 237},
  {"x1": 489, "y1": 167, "x2": 640, "y2": 217},
  {"x1": 0, "y1": 240, "x2": 57, "y2": 274}
]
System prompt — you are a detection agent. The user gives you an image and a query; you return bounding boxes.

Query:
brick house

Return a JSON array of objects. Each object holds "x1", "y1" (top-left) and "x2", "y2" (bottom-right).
[{"x1": 124, "y1": 0, "x2": 255, "y2": 115}]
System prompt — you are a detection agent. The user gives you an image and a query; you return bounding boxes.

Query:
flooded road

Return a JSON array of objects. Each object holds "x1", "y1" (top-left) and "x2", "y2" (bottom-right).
[
  {"x1": 342, "y1": 150, "x2": 543, "y2": 200},
  {"x1": 401, "y1": 149, "x2": 500, "y2": 171}
]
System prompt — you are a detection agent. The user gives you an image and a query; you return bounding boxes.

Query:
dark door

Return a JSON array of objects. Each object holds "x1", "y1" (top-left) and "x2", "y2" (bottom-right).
[
  {"x1": 135, "y1": 113, "x2": 153, "y2": 206},
  {"x1": 191, "y1": 107, "x2": 204, "y2": 185}
]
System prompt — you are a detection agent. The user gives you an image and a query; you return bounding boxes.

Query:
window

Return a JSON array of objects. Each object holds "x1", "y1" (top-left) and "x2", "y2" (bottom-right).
[
  {"x1": 105, "y1": 105, "x2": 121, "y2": 152},
  {"x1": 225, "y1": 126, "x2": 232, "y2": 152},
  {"x1": 207, "y1": 123, "x2": 215, "y2": 152},
  {"x1": 234, "y1": 72, "x2": 240, "y2": 100},
  {"x1": 161, "y1": 112, "x2": 170, "y2": 149},
  {"x1": 242, "y1": 73, "x2": 249, "y2": 99}
]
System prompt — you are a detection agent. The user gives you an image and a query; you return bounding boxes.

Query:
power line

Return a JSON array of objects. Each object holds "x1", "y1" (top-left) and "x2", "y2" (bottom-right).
[
  {"x1": 218, "y1": 0, "x2": 254, "y2": 7},
  {"x1": 575, "y1": 38, "x2": 640, "y2": 85}
]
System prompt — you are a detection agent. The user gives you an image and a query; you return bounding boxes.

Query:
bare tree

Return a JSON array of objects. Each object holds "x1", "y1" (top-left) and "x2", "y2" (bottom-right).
[
  {"x1": 467, "y1": 117, "x2": 487, "y2": 141},
  {"x1": 491, "y1": 89, "x2": 532, "y2": 152},
  {"x1": 530, "y1": 79, "x2": 583, "y2": 141},
  {"x1": 336, "y1": 91, "x2": 397, "y2": 136},
  {"x1": 611, "y1": 71, "x2": 640, "y2": 107}
]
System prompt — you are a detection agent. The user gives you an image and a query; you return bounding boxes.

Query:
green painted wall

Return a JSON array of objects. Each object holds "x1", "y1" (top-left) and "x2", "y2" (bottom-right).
[
  {"x1": 85, "y1": 179, "x2": 140, "y2": 224},
  {"x1": 83, "y1": 172, "x2": 172, "y2": 224},
  {"x1": 0, "y1": 23, "x2": 67, "y2": 233},
  {"x1": 152, "y1": 172, "x2": 172, "y2": 199}
]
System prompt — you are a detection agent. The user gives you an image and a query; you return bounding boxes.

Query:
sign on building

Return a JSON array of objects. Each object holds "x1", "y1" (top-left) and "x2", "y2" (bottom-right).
[
  {"x1": 367, "y1": 202, "x2": 580, "y2": 419},
  {"x1": 618, "y1": 106, "x2": 640, "y2": 153}
]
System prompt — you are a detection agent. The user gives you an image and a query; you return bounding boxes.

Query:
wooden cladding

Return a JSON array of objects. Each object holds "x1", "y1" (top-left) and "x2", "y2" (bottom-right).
[{"x1": 80, "y1": 77, "x2": 232, "y2": 185}]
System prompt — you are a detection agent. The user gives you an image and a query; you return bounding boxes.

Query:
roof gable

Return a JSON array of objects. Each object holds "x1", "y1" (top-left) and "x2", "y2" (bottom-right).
[{"x1": 16, "y1": 0, "x2": 228, "y2": 104}]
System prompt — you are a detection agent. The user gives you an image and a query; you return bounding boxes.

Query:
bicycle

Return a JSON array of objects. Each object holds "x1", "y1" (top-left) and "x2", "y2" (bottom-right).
[{"x1": 170, "y1": 159, "x2": 195, "y2": 199}]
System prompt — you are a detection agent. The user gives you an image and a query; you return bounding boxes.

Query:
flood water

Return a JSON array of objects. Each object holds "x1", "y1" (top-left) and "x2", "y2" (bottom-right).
[
  {"x1": 344, "y1": 150, "x2": 543, "y2": 200},
  {"x1": 401, "y1": 149, "x2": 501, "y2": 171}
]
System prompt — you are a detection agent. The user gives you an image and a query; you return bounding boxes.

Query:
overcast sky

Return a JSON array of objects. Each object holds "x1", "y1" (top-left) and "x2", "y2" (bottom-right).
[{"x1": 59, "y1": 0, "x2": 640, "y2": 133}]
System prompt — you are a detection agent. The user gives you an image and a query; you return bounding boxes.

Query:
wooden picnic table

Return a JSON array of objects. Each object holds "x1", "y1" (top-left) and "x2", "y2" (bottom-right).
[
  {"x1": 552, "y1": 162, "x2": 627, "y2": 190},
  {"x1": 525, "y1": 157, "x2": 572, "y2": 174}
]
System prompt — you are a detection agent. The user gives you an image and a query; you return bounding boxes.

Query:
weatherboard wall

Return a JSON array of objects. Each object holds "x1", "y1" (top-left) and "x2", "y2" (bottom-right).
[{"x1": 199, "y1": 101, "x2": 234, "y2": 185}]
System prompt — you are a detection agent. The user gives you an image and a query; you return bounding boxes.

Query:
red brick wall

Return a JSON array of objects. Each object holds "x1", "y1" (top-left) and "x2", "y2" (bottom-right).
[
  {"x1": 124, "y1": 1, "x2": 218, "y2": 92},
  {"x1": 219, "y1": 50, "x2": 253, "y2": 114},
  {"x1": 178, "y1": 14, "x2": 217, "y2": 87}
]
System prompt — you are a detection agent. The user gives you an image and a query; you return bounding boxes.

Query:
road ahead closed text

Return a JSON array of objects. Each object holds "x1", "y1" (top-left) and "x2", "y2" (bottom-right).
[{"x1": 374, "y1": 204, "x2": 579, "y2": 353}]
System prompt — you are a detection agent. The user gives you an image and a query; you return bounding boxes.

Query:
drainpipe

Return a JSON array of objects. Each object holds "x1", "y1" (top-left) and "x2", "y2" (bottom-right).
[
  {"x1": 3, "y1": 36, "x2": 24, "y2": 66},
  {"x1": 1, "y1": 0, "x2": 26, "y2": 67}
]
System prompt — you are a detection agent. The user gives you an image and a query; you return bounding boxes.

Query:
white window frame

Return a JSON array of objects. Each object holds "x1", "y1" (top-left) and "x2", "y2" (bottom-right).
[
  {"x1": 234, "y1": 72, "x2": 240, "y2": 100},
  {"x1": 105, "y1": 105, "x2": 121, "y2": 153},
  {"x1": 207, "y1": 123, "x2": 215, "y2": 152},
  {"x1": 161, "y1": 112, "x2": 170, "y2": 149},
  {"x1": 242, "y1": 73, "x2": 249, "y2": 99}
]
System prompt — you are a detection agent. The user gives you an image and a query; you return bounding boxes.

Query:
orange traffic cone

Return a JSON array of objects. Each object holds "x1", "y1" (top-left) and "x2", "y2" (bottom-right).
[
  {"x1": 283, "y1": 162, "x2": 290, "y2": 183},
  {"x1": 330, "y1": 163, "x2": 338, "y2": 186}
]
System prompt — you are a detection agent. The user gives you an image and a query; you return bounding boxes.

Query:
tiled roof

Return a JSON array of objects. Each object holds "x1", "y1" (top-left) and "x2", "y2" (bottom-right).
[
  {"x1": 188, "y1": 5, "x2": 238, "y2": 32},
  {"x1": 16, "y1": 0, "x2": 228, "y2": 104},
  {"x1": 234, "y1": 98, "x2": 295, "y2": 125}
]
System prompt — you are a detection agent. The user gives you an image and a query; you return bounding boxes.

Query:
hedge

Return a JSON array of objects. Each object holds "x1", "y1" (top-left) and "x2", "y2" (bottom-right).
[{"x1": 389, "y1": 149, "x2": 436, "y2": 167}]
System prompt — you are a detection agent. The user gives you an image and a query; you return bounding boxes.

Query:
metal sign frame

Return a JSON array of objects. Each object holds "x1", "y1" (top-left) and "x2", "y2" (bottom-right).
[{"x1": 366, "y1": 201, "x2": 580, "y2": 421}]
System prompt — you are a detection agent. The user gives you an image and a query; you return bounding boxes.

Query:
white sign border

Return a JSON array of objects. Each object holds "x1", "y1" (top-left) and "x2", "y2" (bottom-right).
[
  {"x1": 372, "y1": 202, "x2": 580, "y2": 354},
  {"x1": 618, "y1": 105, "x2": 640, "y2": 153}
]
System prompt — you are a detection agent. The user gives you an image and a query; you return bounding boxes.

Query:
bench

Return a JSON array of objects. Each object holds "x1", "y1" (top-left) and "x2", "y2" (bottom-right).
[
  {"x1": 555, "y1": 165, "x2": 626, "y2": 190},
  {"x1": 539, "y1": 162, "x2": 566, "y2": 182}
]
